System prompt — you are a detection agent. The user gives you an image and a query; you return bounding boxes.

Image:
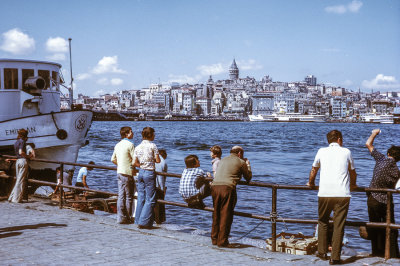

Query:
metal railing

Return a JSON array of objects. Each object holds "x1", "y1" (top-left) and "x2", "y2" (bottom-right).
[{"x1": 3, "y1": 155, "x2": 399, "y2": 260}]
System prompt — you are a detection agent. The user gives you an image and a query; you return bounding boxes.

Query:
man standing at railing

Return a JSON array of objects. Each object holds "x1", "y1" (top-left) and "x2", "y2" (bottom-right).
[
  {"x1": 211, "y1": 145, "x2": 252, "y2": 247},
  {"x1": 365, "y1": 129, "x2": 400, "y2": 258},
  {"x1": 111, "y1": 126, "x2": 136, "y2": 224},
  {"x1": 307, "y1": 130, "x2": 357, "y2": 265},
  {"x1": 8, "y1": 129, "x2": 31, "y2": 203}
]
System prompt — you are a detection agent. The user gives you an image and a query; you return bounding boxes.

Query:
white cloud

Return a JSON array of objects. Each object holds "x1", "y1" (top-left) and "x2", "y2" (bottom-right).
[
  {"x1": 325, "y1": 0, "x2": 363, "y2": 14},
  {"x1": 46, "y1": 53, "x2": 66, "y2": 61},
  {"x1": 342, "y1": 80, "x2": 353, "y2": 87},
  {"x1": 94, "y1": 89, "x2": 106, "y2": 97},
  {"x1": 0, "y1": 28, "x2": 35, "y2": 55},
  {"x1": 46, "y1": 37, "x2": 68, "y2": 53},
  {"x1": 97, "y1": 78, "x2": 109, "y2": 85},
  {"x1": 111, "y1": 78, "x2": 123, "y2": 86},
  {"x1": 238, "y1": 59, "x2": 262, "y2": 71},
  {"x1": 76, "y1": 73, "x2": 91, "y2": 81},
  {"x1": 167, "y1": 74, "x2": 198, "y2": 84},
  {"x1": 362, "y1": 74, "x2": 400, "y2": 90},
  {"x1": 92, "y1": 56, "x2": 127, "y2": 74},
  {"x1": 197, "y1": 63, "x2": 226, "y2": 76}
]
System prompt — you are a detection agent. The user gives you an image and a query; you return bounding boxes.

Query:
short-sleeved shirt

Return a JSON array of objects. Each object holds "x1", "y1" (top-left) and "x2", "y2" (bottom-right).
[
  {"x1": 369, "y1": 148, "x2": 400, "y2": 204},
  {"x1": 133, "y1": 140, "x2": 159, "y2": 170},
  {"x1": 179, "y1": 168, "x2": 206, "y2": 199},
  {"x1": 76, "y1": 167, "x2": 88, "y2": 183},
  {"x1": 312, "y1": 142, "x2": 355, "y2": 197},
  {"x1": 211, "y1": 158, "x2": 221, "y2": 175},
  {"x1": 14, "y1": 139, "x2": 26, "y2": 159},
  {"x1": 111, "y1": 139, "x2": 135, "y2": 176}
]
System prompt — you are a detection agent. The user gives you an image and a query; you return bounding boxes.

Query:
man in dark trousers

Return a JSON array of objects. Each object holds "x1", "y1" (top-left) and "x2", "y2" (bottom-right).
[
  {"x1": 211, "y1": 146, "x2": 252, "y2": 247},
  {"x1": 365, "y1": 129, "x2": 400, "y2": 258},
  {"x1": 307, "y1": 130, "x2": 357, "y2": 265}
]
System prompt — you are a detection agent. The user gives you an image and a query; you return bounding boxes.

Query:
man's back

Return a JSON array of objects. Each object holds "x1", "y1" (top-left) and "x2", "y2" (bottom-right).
[
  {"x1": 112, "y1": 139, "x2": 135, "y2": 176},
  {"x1": 313, "y1": 143, "x2": 354, "y2": 197},
  {"x1": 213, "y1": 154, "x2": 250, "y2": 188}
]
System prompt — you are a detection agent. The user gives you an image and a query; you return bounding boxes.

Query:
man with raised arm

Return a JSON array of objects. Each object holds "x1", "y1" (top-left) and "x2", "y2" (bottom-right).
[
  {"x1": 307, "y1": 130, "x2": 357, "y2": 265},
  {"x1": 365, "y1": 129, "x2": 400, "y2": 258},
  {"x1": 211, "y1": 145, "x2": 252, "y2": 247}
]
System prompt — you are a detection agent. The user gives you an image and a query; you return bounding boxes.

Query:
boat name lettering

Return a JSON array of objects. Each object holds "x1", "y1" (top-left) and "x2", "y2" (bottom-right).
[{"x1": 5, "y1": 127, "x2": 36, "y2": 136}]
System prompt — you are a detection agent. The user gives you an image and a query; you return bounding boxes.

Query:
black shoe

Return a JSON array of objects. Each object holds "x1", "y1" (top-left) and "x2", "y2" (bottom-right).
[
  {"x1": 316, "y1": 253, "x2": 328, "y2": 260},
  {"x1": 138, "y1": 225, "x2": 153, "y2": 229},
  {"x1": 329, "y1": 259, "x2": 341, "y2": 265}
]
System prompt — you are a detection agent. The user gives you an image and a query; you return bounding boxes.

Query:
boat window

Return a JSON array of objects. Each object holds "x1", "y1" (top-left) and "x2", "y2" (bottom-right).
[
  {"x1": 51, "y1": 71, "x2": 59, "y2": 90},
  {"x1": 38, "y1": 70, "x2": 50, "y2": 90},
  {"x1": 4, "y1": 68, "x2": 18, "y2": 89},
  {"x1": 22, "y1": 69, "x2": 34, "y2": 87}
]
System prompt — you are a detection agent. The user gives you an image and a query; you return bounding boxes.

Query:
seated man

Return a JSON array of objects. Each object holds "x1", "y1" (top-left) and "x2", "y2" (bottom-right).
[{"x1": 179, "y1": 155, "x2": 211, "y2": 208}]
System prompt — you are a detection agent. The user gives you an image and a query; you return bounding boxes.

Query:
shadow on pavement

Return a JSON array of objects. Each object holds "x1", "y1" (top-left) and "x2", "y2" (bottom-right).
[
  {"x1": 0, "y1": 223, "x2": 67, "y2": 233},
  {"x1": 0, "y1": 232, "x2": 23, "y2": 239},
  {"x1": 226, "y1": 243, "x2": 253, "y2": 249}
]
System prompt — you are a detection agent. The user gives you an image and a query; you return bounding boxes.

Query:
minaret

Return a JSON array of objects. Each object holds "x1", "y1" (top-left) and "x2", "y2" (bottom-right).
[{"x1": 229, "y1": 59, "x2": 239, "y2": 80}]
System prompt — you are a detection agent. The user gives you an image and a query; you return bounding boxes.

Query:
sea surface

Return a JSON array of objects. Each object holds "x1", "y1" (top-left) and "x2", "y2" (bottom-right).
[{"x1": 76, "y1": 121, "x2": 400, "y2": 252}]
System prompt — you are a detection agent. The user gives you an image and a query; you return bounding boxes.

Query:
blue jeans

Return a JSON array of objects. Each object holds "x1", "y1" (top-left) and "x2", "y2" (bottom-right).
[
  {"x1": 135, "y1": 169, "x2": 156, "y2": 227},
  {"x1": 117, "y1": 174, "x2": 135, "y2": 223}
]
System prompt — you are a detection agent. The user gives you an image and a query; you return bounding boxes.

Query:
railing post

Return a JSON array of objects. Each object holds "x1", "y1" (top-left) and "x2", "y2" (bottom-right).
[
  {"x1": 59, "y1": 164, "x2": 64, "y2": 209},
  {"x1": 384, "y1": 191, "x2": 392, "y2": 260},
  {"x1": 271, "y1": 186, "x2": 277, "y2": 252}
]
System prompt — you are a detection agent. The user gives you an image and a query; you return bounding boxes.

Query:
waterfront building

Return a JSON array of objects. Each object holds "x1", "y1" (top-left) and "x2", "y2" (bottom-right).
[
  {"x1": 251, "y1": 94, "x2": 275, "y2": 115},
  {"x1": 195, "y1": 97, "x2": 212, "y2": 115},
  {"x1": 330, "y1": 97, "x2": 347, "y2": 118}
]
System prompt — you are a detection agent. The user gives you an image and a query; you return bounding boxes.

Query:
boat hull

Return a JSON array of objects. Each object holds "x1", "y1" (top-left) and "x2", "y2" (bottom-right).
[{"x1": 0, "y1": 110, "x2": 92, "y2": 171}]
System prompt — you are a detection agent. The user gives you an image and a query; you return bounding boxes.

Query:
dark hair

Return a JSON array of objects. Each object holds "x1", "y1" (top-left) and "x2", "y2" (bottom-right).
[
  {"x1": 185, "y1": 155, "x2": 198, "y2": 168},
  {"x1": 27, "y1": 143, "x2": 35, "y2": 149},
  {"x1": 120, "y1": 126, "x2": 132, "y2": 139},
  {"x1": 17, "y1": 129, "x2": 28, "y2": 139},
  {"x1": 230, "y1": 146, "x2": 243, "y2": 155},
  {"x1": 210, "y1": 145, "x2": 222, "y2": 157},
  {"x1": 159, "y1": 149, "x2": 167, "y2": 159},
  {"x1": 388, "y1": 145, "x2": 400, "y2": 162},
  {"x1": 142, "y1": 127, "x2": 155, "y2": 140},
  {"x1": 326, "y1": 130, "x2": 342, "y2": 144},
  {"x1": 87, "y1": 161, "x2": 95, "y2": 170}
]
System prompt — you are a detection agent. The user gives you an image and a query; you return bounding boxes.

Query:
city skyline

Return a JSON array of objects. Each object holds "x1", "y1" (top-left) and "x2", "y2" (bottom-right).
[{"x1": 0, "y1": 0, "x2": 399, "y2": 96}]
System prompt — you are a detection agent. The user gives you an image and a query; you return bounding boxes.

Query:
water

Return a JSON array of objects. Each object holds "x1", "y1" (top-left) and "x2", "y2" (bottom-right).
[{"x1": 76, "y1": 121, "x2": 400, "y2": 251}]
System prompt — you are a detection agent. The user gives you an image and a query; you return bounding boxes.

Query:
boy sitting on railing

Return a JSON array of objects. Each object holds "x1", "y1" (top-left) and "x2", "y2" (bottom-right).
[{"x1": 179, "y1": 155, "x2": 211, "y2": 209}]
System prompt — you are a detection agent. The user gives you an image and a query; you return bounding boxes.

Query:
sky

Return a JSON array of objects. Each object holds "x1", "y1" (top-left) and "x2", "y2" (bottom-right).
[{"x1": 0, "y1": 0, "x2": 399, "y2": 97}]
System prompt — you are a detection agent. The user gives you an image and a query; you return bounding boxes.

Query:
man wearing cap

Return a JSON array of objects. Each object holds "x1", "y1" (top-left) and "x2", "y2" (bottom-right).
[{"x1": 211, "y1": 146, "x2": 252, "y2": 247}]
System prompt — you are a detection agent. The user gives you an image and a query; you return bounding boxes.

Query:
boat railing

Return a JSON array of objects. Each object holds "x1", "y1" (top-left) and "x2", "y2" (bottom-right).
[{"x1": 3, "y1": 155, "x2": 399, "y2": 260}]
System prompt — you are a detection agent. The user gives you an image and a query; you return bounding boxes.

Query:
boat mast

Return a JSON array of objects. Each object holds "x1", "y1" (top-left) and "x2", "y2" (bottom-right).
[{"x1": 68, "y1": 38, "x2": 74, "y2": 109}]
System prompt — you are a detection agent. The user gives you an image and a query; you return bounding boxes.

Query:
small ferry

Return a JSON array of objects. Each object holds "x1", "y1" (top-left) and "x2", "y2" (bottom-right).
[
  {"x1": 248, "y1": 113, "x2": 326, "y2": 122},
  {"x1": 360, "y1": 113, "x2": 394, "y2": 124},
  {"x1": 0, "y1": 59, "x2": 92, "y2": 175}
]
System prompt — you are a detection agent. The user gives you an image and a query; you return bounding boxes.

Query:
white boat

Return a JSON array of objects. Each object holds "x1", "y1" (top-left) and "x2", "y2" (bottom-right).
[
  {"x1": 360, "y1": 114, "x2": 394, "y2": 124},
  {"x1": 248, "y1": 113, "x2": 326, "y2": 122},
  {"x1": 0, "y1": 59, "x2": 92, "y2": 175}
]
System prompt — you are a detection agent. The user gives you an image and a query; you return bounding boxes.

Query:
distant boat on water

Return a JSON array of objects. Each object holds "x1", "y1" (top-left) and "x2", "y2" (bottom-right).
[
  {"x1": 248, "y1": 113, "x2": 326, "y2": 122},
  {"x1": 360, "y1": 113, "x2": 394, "y2": 124}
]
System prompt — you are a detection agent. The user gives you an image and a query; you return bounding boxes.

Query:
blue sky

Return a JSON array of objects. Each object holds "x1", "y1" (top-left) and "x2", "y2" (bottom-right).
[{"x1": 0, "y1": 0, "x2": 399, "y2": 97}]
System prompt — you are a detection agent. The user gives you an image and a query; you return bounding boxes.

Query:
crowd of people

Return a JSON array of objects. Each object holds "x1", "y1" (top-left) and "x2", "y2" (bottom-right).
[{"x1": 6, "y1": 127, "x2": 400, "y2": 263}]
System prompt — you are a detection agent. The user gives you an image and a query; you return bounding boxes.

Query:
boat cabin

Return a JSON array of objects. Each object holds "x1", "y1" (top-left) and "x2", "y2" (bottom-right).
[{"x1": 0, "y1": 59, "x2": 63, "y2": 121}]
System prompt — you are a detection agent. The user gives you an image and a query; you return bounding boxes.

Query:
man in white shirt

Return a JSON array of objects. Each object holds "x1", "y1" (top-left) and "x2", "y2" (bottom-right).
[
  {"x1": 307, "y1": 130, "x2": 357, "y2": 265},
  {"x1": 111, "y1": 127, "x2": 136, "y2": 224}
]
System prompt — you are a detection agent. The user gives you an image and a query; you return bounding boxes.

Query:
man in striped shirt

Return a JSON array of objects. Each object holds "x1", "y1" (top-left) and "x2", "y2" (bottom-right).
[{"x1": 179, "y1": 155, "x2": 210, "y2": 208}]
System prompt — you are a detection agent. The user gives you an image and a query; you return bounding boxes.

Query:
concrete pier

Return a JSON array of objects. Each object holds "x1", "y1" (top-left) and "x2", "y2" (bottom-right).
[{"x1": 0, "y1": 197, "x2": 399, "y2": 265}]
